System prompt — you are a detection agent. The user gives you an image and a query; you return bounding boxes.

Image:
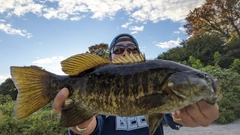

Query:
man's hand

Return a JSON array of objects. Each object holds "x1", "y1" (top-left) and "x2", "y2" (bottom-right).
[
  {"x1": 172, "y1": 100, "x2": 219, "y2": 127},
  {"x1": 52, "y1": 87, "x2": 69, "y2": 113},
  {"x1": 52, "y1": 88, "x2": 96, "y2": 135}
]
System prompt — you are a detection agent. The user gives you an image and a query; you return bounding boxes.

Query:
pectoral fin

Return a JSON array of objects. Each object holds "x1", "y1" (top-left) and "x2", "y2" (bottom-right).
[
  {"x1": 60, "y1": 102, "x2": 96, "y2": 127},
  {"x1": 145, "y1": 113, "x2": 164, "y2": 135}
]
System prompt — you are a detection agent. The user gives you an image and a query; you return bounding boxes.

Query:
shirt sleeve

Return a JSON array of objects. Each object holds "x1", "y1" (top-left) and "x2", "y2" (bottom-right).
[
  {"x1": 67, "y1": 116, "x2": 104, "y2": 135},
  {"x1": 163, "y1": 113, "x2": 182, "y2": 130}
]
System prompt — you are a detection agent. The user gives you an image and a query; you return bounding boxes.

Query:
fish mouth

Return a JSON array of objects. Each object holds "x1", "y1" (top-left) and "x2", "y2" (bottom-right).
[
  {"x1": 203, "y1": 93, "x2": 222, "y2": 104},
  {"x1": 168, "y1": 73, "x2": 222, "y2": 104}
]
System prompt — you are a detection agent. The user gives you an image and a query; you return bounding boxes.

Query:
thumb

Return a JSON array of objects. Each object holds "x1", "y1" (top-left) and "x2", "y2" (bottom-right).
[{"x1": 52, "y1": 87, "x2": 69, "y2": 113}]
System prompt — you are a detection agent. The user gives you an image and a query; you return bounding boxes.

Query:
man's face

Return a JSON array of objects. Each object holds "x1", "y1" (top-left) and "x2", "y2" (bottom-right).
[{"x1": 111, "y1": 36, "x2": 139, "y2": 60}]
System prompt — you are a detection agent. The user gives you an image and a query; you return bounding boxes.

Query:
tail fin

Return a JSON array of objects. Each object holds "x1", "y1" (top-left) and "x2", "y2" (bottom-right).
[{"x1": 10, "y1": 66, "x2": 53, "y2": 119}]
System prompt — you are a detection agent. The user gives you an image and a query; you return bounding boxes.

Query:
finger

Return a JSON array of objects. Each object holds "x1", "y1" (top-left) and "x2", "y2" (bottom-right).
[
  {"x1": 182, "y1": 104, "x2": 203, "y2": 127},
  {"x1": 184, "y1": 100, "x2": 218, "y2": 127},
  {"x1": 197, "y1": 100, "x2": 219, "y2": 122},
  {"x1": 172, "y1": 115, "x2": 187, "y2": 126},
  {"x1": 172, "y1": 111, "x2": 181, "y2": 120},
  {"x1": 52, "y1": 87, "x2": 69, "y2": 113},
  {"x1": 172, "y1": 111, "x2": 182, "y2": 124},
  {"x1": 173, "y1": 108, "x2": 188, "y2": 119},
  {"x1": 173, "y1": 108, "x2": 199, "y2": 127},
  {"x1": 69, "y1": 116, "x2": 96, "y2": 134},
  {"x1": 198, "y1": 100, "x2": 219, "y2": 117}
]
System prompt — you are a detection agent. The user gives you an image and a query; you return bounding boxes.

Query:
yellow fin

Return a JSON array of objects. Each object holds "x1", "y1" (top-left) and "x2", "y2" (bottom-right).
[
  {"x1": 112, "y1": 53, "x2": 146, "y2": 64},
  {"x1": 61, "y1": 53, "x2": 110, "y2": 76},
  {"x1": 145, "y1": 113, "x2": 164, "y2": 135},
  {"x1": 10, "y1": 66, "x2": 52, "y2": 119}
]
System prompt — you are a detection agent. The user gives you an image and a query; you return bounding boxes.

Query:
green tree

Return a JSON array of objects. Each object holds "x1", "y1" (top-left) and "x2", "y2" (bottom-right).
[
  {"x1": 87, "y1": 43, "x2": 109, "y2": 59},
  {"x1": 229, "y1": 58, "x2": 240, "y2": 73},
  {"x1": 213, "y1": 51, "x2": 221, "y2": 67},
  {"x1": 187, "y1": 56, "x2": 240, "y2": 124},
  {"x1": 188, "y1": 56, "x2": 204, "y2": 69},
  {"x1": 0, "y1": 94, "x2": 12, "y2": 104},
  {"x1": 219, "y1": 36, "x2": 240, "y2": 68},
  {"x1": 0, "y1": 78, "x2": 17, "y2": 100},
  {"x1": 224, "y1": 36, "x2": 240, "y2": 58},
  {"x1": 201, "y1": 66, "x2": 240, "y2": 124},
  {"x1": 225, "y1": 36, "x2": 240, "y2": 59},
  {"x1": 185, "y1": 34, "x2": 225, "y2": 66},
  {"x1": 157, "y1": 45, "x2": 189, "y2": 62},
  {"x1": 157, "y1": 34, "x2": 225, "y2": 67}
]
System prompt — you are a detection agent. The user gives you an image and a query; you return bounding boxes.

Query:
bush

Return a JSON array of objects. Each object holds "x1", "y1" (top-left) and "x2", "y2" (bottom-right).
[
  {"x1": 0, "y1": 94, "x2": 12, "y2": 104},
  {"x1": 201, "y1": 66, "x2": 240, "y2": 124},
  {"x1": 0, "y1": 97, "x2": 68, "y2": 135}
]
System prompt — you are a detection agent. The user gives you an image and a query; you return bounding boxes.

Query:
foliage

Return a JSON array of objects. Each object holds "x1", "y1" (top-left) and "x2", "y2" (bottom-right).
[
  {"x1": 213, "y1": 51, "x2": 221, "y2": 67},
  {"x1": 0, "y1": 96, "x2": 68, "y2": 135},
  {"x1": 158, "y1": 34, "x2": 225, "y2": 67},
  {"x1": 176, "y1": 0, "x2": 240, "y2": 69},
  {"x1": 185, "y1": 34, "x2": 225, "y2": 66},
  {"x1": 188, "y1": 56, "x2": 204, "y2": 69},
  {"x1": 0, "y1": 43, "x2": 111, "y2": 134},
  {"x1": 184, "y1": 0, "x2": 240, "y2": 40},
  {"x1": 0, "y1": 66, "x2": 49, "y2": 101},
  {"x1": 157, "y1": 45, "x2": 190, "y2": 62},
  {"x1": 0, "y1": 78, "x2": 17, "y2": 100},
  {"x1": 229, "y1": 58, "x2": 240, "y2": 73},
  {"x1": 201, "y1": 66, "x2": 240, "y2": 124},
  {"x1": 225, "y1": 36, "x2": 240, "y2": 59},
  {"x1": 218, "y1": 36, "x2": 240, "y2": 69},
  {"x1": 0, "y1": 94, "x2": 12, "y2": 104},
  {"x1": 188, "y1": 56, "x2": 240, "y2": 124},
  {"x1": 87, "y1": 43, "x2": 109, "y2": 59}
]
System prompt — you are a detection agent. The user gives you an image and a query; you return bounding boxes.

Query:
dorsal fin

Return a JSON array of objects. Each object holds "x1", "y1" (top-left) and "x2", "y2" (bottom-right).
[
  {"x1": 112, "y1": 53, "x2": 146, "y2": 64},
  {"x1": 61, "y1": 53, "x2": 110, "y2": 76}
]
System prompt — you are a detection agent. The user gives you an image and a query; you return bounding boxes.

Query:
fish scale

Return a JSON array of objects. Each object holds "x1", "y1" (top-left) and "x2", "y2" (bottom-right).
[
  {"x1": 10, "y1": 53, "x2": 222, "y2": 135},
  {"x1": 68, "y1": 65, "x2": 185, "y2": 116}
]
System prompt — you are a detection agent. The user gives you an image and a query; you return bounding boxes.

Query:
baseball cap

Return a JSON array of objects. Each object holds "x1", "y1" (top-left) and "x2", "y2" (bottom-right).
[{"x1": 109, "y1": 33, "x2": 140, "y2": 51}]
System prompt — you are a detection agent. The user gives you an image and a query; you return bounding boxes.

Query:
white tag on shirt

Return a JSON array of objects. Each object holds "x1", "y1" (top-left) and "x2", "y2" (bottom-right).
[{"x1": 115, "y1": 116, "x2": 148, "y2": 131}]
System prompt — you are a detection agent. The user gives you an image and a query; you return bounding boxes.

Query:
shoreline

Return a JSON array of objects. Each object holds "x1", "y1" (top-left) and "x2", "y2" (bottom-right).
[{"x1": 163, "y1": 119, "x2": 240, "y2": 135}]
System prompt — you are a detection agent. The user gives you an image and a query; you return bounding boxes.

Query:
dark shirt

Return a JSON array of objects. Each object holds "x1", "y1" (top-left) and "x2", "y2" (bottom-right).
[{"x1": 68, "y1": 114, "x2": 181, "y2": 135}]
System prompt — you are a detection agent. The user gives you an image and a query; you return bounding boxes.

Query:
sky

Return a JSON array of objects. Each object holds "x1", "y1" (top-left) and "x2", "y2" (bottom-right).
[{"x1": 0, "y1": 0, "x2": 205, "y2": 84}]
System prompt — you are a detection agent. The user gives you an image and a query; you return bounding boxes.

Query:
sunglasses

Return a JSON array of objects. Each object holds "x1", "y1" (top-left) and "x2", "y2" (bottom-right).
[{"x1": 111, "y1": 44, "x2": 139, "y2": 54}]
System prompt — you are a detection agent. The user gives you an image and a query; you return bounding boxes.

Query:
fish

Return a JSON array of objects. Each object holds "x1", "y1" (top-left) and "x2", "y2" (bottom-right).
[{"x1": 10, "y1": 53, "x2": 222, "y2": 135}]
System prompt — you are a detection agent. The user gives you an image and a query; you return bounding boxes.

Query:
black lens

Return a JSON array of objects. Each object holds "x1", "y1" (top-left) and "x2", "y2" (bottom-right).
[
  {"x1": 126, "y1": 44, "x2": 138, "y2": 54},
  {"x1": 112, "y1": 44, "x2": 138, "y2": 54},
  {"x1": 113, "y1": 45, "x2": 125, "y2": 54}
]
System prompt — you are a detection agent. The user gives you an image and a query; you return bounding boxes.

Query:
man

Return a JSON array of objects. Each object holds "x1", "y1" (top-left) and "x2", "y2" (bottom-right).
[{"x1": 53, "y1": 33, "x2": 219, "y2": 135}]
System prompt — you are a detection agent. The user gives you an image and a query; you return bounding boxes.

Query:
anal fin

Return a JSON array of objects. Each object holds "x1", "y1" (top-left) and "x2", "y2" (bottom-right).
[
  {"x1": 145, "y1": 113, "x2": 164, "y2": 135},
  {"x1": 60, "y1": 102, "x2": 96, "y2": 127}
]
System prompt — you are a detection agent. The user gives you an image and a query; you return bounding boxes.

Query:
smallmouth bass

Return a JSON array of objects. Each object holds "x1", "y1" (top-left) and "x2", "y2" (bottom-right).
[{"x1": 10, "y1": 53, "x2": 222, "y2": 135}]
